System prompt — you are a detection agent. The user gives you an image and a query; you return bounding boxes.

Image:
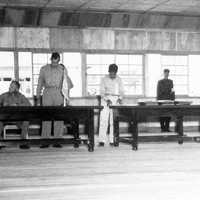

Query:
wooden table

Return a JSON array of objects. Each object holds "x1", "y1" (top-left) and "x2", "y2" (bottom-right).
[
  {"x1": 110, "y1": 104, "x2": 200, "y2": 150},
  {"x1": 0, "y1": 106, "x2": 102, "y2": 152}
]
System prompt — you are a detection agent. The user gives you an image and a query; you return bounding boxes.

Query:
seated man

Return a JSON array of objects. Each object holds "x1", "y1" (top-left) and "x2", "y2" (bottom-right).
[
  {"x1": 0, "y1": 80, "x2": 31, "y2": 149},
  {"x1": 98, "y1": 64, "x2": 124, "y2": 146}
]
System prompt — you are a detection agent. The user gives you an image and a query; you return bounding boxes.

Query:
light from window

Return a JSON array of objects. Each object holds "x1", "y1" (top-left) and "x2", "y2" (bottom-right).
[
  {"x1": 63, "y1": 53, "x2": 82, "y2": 97},
  {"x1": 161, "y1": 55, "x2": 188, "y2": 95},
  {"x1": 0, "y1": 51, "x2": 14, "y2": 94},
  {"x1": 86, "y1": 54, "x2": 143, "y2": 96},
  {"x1": 19, "y1": 52, "x2": 32, "y2": 97},
  {"x1": 189, "y1": 55, "x2": 200, "y2": 96}
]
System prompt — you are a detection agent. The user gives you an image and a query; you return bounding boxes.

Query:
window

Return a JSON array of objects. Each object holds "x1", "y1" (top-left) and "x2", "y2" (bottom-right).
[
  {"x1": 63, "y1": 53, "x2": 82, "y2": 97},
  {"x1": 32, "y1": 52, "x2": 81, "y2": 97},
  {"x1": 32, "y1": 53, "x2": 52, "y2": 95},
  {"x1": 188, "y1": 55, "x2": 200, "y2": 96},
  {"x1": 161, "y1": 55, "x2": 188, "y2": 95},
  {"x1": 0, "y1": 51, "x2": 14, "y2": 94},
  {"x1": 86, "y1": 54, "x2": 143, "y2": 96},
  {"x1": 18, "y1": 52, "x2": 32, "y2": 97},
  {"x1": 147, "y1": 54, "x2": 189, "y2": 97}
]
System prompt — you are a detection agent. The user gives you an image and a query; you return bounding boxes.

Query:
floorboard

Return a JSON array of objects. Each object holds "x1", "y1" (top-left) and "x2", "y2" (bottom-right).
[{"x1": 1, "y1": 142, "x2": 200, "y2": 200}]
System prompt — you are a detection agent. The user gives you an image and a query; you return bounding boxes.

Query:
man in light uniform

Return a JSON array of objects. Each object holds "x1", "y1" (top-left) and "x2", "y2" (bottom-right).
[
  {"x1": 36, "y1": 52, "x2": 71, "y2": 148},
  {"x1": 98, "y1": 64, "x2": 124, "y2": 146}
]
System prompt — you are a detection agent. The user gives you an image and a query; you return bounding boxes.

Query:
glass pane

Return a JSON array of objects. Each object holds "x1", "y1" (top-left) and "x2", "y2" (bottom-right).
[
  {"x1": 33, "y1": 53, "x2": 48, "y2": 64},
  {"x1": 129, "y1": 65, "x2": 143, "y2": 75},
  {"x1": 19, "y1": 52, "x2": 32, "y2": 97},
  {"x1": 101, "y1": 54, "x2": 115, "y2": 64},
  {"x1": 33, "y1": 64, "x2": 42, "y2": 74},
  {"x1": 175, "y1": 85, "x2": 188, "y2": 95},
  {"x1": 87, "y1": 65, "x2": 101, "y2": 75},
  {"x1": 121, "y1": 75, "x2": 142, "y2": 85},
  {"x1": 173, "y1": 66, "x2": 187, "y2": 75},
  {"x1": 87, "y1": 75, "x2": 102, "y2": 85},
  {"x1": 63, "y1": 53, "x2": 81, "y2": 65},
  {"x1": 118, "y1": 65, "x2": 129, "y2": 75},
  {"x1": 172, "y1": 76, "x2": 188, "y2": 85},
  {"x1": 0, "y1": 52, "x2": 14, "y2": 67},
  {"x1": 146, "y1": 54, "x2": 161, "y2": 97},
  {"x1": 86, "y1": 53, "x2": 144, "y2": 96},
  {"x1": 63, "y1": 52, "x2": 82, "y2": 97},
  {"x1": 116, "y1": 55, "x2": 129, "y2": 64},
  {"x1": 129, "y1": 55, "x2": 143, "y2": 65},
  {"x1": 87, "y1": 54, "x2": 101, "y2": 64},
  {"x1": 124, "y1": 85, "x2": 143, "y2": 95},
  {"x1": 175, "y1": 56, "x2": 187, "y2": 65},
  {"x1": 162, "y1": 55, "x2": 175, "y2": 65},
  {"x1": 189, "y1": 55, "x2": 200, "y2": 96},
  {"x1": 19, "y1": 52, "x2": 32, "y2": 67},
  {"x1": 0, "y1": 52, "x2": 14, "y2": 94}
]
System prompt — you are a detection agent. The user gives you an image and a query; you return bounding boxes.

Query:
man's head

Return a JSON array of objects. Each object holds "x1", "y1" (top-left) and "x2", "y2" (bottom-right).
[
  {"x1": 51, "y1": 52, "x2": 60, "y2": 65},
  {"x1": 108, "y1": 64, "x2": 118, "y2": 79},
  {"x1": 163, "y1": 69, "x2": 170, "y2": 79},
  {"x1": 9, "y1": 80, "x2": 20, "y2": 93}
]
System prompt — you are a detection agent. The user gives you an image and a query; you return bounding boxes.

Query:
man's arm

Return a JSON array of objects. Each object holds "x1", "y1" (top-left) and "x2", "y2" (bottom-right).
[
  {"x1": 36, "y1": 67, "x2": 44, "y2": 99},
  {"x1": 0, "y1": 94, "x2": 4, "y2": 106},
  {"x1": 157, "y1": 81, "x2": 161, "y2": 100},
  {"x1": 20, "y1": 94, "x2": 31, "y2": 106}
]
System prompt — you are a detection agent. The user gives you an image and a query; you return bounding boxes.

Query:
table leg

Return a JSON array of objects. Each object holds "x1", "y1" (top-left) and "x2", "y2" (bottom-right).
[
  {"x1": 113, "y1": 117, "x2": 119, "y2": 147},
  {"x1": 73, "y1": 119, "x2": 79, "y2": 148},
  {"x1": 132, "y1": 120, "x2": 138, "y2": 150},
  {"x1": 88, "y1": 110, "x2": 94, "y2": 152},
  {"x1": 176, "y1": 116, "x2": 184, "y2": 145}
]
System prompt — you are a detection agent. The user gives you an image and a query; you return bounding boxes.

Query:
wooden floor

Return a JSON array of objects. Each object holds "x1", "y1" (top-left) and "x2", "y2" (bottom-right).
[{"x1": 1, "y1": 142, "x2": 200, "y2": 200}]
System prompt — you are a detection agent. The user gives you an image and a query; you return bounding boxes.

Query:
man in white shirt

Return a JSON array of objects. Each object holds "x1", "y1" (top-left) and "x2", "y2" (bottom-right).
[{"x1": 98, "y1": 64, "x2": 124, "y2": 146}]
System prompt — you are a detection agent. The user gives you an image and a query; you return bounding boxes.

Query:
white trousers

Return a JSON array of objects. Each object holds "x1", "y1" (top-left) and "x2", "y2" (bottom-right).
[{"x1": 98, "y1": 96, "x2": 119, "y2": 144}]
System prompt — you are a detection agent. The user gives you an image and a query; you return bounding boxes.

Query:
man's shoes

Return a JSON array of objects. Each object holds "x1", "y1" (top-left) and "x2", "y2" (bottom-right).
[
  {"x1": 19, "y1": 144, "x2": 30, "y2": 149},
  {"x1": 52, "y1": 143, "x2": 62, "y2": 148},
  {"x1": 109, "y1": 143, "x2": 114, "y2": 146},
  {"x1": 40, "y1": 144, "x2": 49, "y2": 148},
  {"x1": 98, "y1": 142, "x2": 104, "y2": 147}
]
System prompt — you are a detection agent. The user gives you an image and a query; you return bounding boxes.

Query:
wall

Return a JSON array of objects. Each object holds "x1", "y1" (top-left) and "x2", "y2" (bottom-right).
[{"x1": 0, "y1": 27, "x2": 200, "y2": 53}]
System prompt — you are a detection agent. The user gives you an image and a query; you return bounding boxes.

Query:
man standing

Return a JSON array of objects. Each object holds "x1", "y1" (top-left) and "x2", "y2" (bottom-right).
[
  {"x1": 36, "y1": 52, "x2": 70, "y2": 148},
  {"x1": 0, "y1": 80, "x2": 31, "y2": 149},
  {"x1": 98, "y1": 64, "x2": 124, "y2": 146},
  {"x1": 157, "y1": 69, "x2": 175, "y2": 132}
]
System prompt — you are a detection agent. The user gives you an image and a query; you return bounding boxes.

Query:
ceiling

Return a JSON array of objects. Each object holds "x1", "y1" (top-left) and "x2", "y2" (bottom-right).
[{"x1": 0, "y1": 0, "x2": 200, "y2": 16}]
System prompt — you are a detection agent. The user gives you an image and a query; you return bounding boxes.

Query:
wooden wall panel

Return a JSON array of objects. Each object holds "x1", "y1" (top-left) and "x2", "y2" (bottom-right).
[
  {"x1": 162, "y1": 32, "x2": 176, "y2": 51},
  {"x1": 83, "y1": 29, "x2": 114, "y2": 49},
  {"x1": 110, "y1": 14, "x2": 129, "y2": 28},
  {"x1": 50, "y1": 28, "x2": 81, "y2": 50},
  {"x1": 0, "y1": 27, "x2": 15, "y2": 48},
  {"x1": 115, "y1": 30, "x2": 147, "y2": 50},
  {"x1": 177, "y1": 32, "x2": 200, "y2": 51},
  {"x1": 147, "y1": 31, "x2": 163, "y2": 50},
  {"x1": 16, "y1": 28, "x2": 49, "y2": 49}
]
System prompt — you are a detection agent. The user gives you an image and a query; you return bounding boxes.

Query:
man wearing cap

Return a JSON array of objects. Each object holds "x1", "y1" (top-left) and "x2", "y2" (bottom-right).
[
  {"x1": 0, "y1": 80, "x2": 31, "y2": 149},
  {"x1": 157, "y1": 69, "x2": 175, "y2": 132},
  {"x1": 98, "y1": 64, "x2": 124, "y2": 146},
  {"x1": 36, "y1": 52, "x2": 71, "y2": 148}
]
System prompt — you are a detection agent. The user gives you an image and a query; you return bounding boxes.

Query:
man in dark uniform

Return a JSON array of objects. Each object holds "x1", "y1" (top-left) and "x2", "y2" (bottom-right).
[
  {"x1": 157, "y1": 69, "x2": 175, "y2": 132},
  {"x1": 0, "y1": 80, "x2": 31, "y2": 149}
]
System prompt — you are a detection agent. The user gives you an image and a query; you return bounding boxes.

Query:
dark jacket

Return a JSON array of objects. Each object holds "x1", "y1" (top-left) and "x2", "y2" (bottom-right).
[
  {"x1": 0, "y1": 91, "x2": 31, "y2": 106},
  {"x1": 157, "y1": 78, "x2": 174, "y2": 100}
]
